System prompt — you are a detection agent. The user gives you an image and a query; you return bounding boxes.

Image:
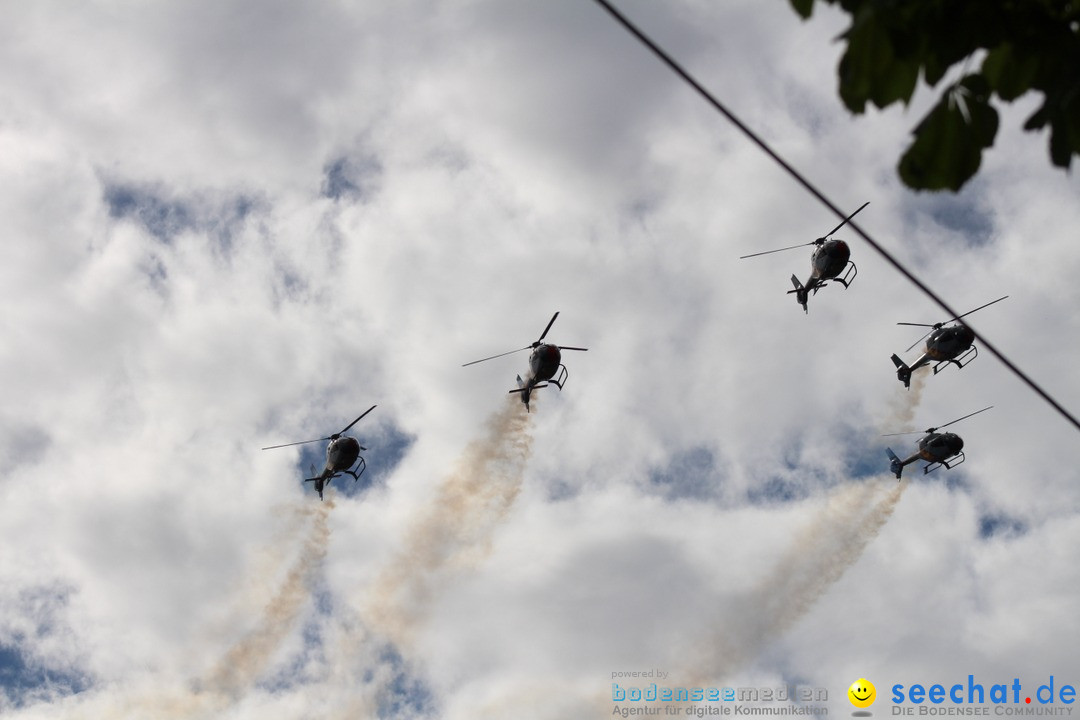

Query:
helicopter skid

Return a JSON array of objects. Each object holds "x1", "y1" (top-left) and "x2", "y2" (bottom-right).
[
  {"x1": 832, "y1": 261, "x2": 857, "y2": 289},
  {"x1": 343, "y1": 457, "x2": 367, "y2": 482},
  {"x1": 932, "y1": 346, "x2": 977, "y2": 375},
  {"x1": 924, "y1": 451, "x2": 965, "y2": 475}
]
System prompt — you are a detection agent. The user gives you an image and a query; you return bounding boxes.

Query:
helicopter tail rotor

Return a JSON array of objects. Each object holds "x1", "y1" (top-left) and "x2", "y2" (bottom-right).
[
  {"x1": 510, "y1": 383, "x2": 548, "y2": 394},
  {"x1": 891, "y1": 354, "x2": 912, "y2": 389},
  {"x1": 304, "y1": 464, "x2": 328, "y2": 500},
  {"x1": 788, "y1": 275, "x2": 809, "y2": 313},
  {"x1": 886, "y1": 448, "x2": 904, "y2": 480}
]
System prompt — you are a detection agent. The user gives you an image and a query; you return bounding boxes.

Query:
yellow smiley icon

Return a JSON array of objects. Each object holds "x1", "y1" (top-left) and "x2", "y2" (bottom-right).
[{"x1": 848, "y1": 678, "x2": 876, "y2": 708}]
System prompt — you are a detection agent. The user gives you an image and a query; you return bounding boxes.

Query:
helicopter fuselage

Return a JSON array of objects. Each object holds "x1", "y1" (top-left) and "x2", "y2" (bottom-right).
[
  {"x1": 743, "y1": 201, "x2": 867, "y2": 314},
  {"x1": 916, "y1": 431, "x2": 964, "y2": 463},
  {"x1": 809, "y1": 239, "x2": 851, "y2": 284},
  {"x1": 887, "y1": 432, "x2": 965, "y2": 479},
  {"x1": 894, "y1": 323, "x2": 977, "y2": 386},
  {"x1": 922, "y1": 324, "x2": 976, "y2": 363},
  {"x1": 515, "y1": 344, "x2": 565, "y2": 411},
  {"x1": 463, "y1": 311, "x2": 586, "y2": 412},
  {"x1": 528, "y1": 344, "x2": 562, "y2": 383},
  {"x1": 306, "y1": 435, "x2": 364, "y2": 500},
  {"x1": 891, "y1": 296, "x2": 1005, "y2": 389},
  {"x1": 790, "y1": 239, "x2": 857, "y2": 312},
  {"x1": 262, "y1": 405, "x2": 376, "y2": 502},
  {"x1": 323, "y1": 436, "x2": 361, "y2": 476}
]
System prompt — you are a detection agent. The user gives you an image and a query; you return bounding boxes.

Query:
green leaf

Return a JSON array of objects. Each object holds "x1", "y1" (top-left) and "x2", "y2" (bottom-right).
[
  {"x1": 787, "y1": 0, "x2": 1080, "y2": 188},
  {"x1": 898, "y1": 77, "x2": 1000, "y2": 191},
  {"x1": 1024, "y1": 87, "x2": 1080, "y2": 168},
  {"x1": 838, "y1": 7, "x2": 921, "y2": 112},
  {"x1": 1024, "y1": 104, "x2": 1049, "y2": 131},
  {"x1": 789, "y1": 0, "x2": 816, "y2": 20},
  {"x1": 1047, "y1": 97, "x2": 1080, "y2": 168},
  {"x1": 982, "y1": 44, "x2": 1041, "y2": 101},
  {"x1": 1049, "y1": 119, "x2": 1073, "y2": 167}
]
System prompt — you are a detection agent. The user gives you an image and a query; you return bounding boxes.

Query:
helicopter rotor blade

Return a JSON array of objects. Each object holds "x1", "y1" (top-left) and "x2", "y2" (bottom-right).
[
  {"x1": 339, "y1": 404, "x2": 377, "y2": 435},
  {"x1": 261, "y1": 437, "x2": 329, "y2": 451},
  {"x1": 934, "y1": 406, "x2": 994, "y2": 432},
  {"x1": 557, "y1": 346, "x2": 588, "y2": 351},
  {"x1": 462, "y1": 346, "x2": 531, "y2": 367},
  {"x1": 739, "y1": 241, "x2": 815, "y2": 259},
  {"x1": 822, "y1": 201, "x2": 870, "y2": 238},
  {"x1": 902, "y1": 296, "x2": 1010, "y2": 331},
  {"x1": 536, "y1": 311, "x2": 560, "y2": 345},
  {"x1": 952, "y1": 295, "x2": 1009, "y2": 323},
  {"x1": 882, "y1": 406, "x2": 993, "y2": 437},
  {"x1": 905, "y1": 328, "x2": 935, "y2": 353}
]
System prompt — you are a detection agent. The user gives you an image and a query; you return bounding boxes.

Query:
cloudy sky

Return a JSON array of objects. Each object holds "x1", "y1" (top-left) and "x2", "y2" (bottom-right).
[{"x1": 2, "y1": 1, "x2": 1079, "y2": 718}]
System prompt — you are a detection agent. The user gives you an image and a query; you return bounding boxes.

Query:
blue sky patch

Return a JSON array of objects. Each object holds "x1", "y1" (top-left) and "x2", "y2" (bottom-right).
[
  {"x1": 648, "y1": 445, "x2": 721, "y2": 501},
  {"x1": 978, "y1": 513, "x2": 1028, "y2": 540},
  {"x1": 0, "y1": 642, "x2": 92, "y2": 708},
  {"x1": 321, "y1": 154, "x2": 383, "y2": 202},
  {"x1": 103, "y1": 181, "x2": 258, "y2": 249},
  {"x1": 747, "y1": 476, "x2": 811, "y2": 505},
  {"x1": 922, "y1": 194, "x2": 994, "y2": 246},
  {"x1": 374, "y1": 645, "x2": 436, "y2": 719}
]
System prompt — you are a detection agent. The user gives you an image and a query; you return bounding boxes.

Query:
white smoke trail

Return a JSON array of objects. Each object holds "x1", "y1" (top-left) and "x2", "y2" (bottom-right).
[
  {"x1": 203, "y1": 497, "x2": 333, "y2": 696},
  {"x1": 364, "y1": 396, "x2": 534, "y2": 649},
  {"x1": 693, "y1": 480, "x2": 905, "y2": 681},
  {"x1": 448, "y1": 478, "x2": 910, "y2": 720},
  {"x1": 14, "y1": 394, "x2": 536, "y2": 720},
  {"x1": 885, "y1": 367, "x2": 929, "y2": 430},
  {"x1": 100, "y1": 396, "x2": 533, "y2": 719},
  {"x1": 684, "y1": 368, "x2": 927, "y2": 683},
  {"x1": 105, "y1": 497, "x2": 336, "y2": 719}
]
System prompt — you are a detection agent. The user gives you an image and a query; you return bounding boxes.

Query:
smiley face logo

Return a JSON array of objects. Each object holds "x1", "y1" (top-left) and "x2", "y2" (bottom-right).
[{"x1": 848, "y1": 678, "x2": 876, "y2": 708}]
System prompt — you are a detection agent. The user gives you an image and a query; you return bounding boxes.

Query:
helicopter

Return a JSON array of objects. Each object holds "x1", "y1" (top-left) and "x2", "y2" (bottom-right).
[
  {"x1": 883, "y1": 406, "x2": 992, "y2": 480},
  {"x1": 740, "y1": 201, "x2": 869, "y2": 313},
  {"x1": 261, "y1": 405, "x2": 377, "y2": 500},
  {"x1": 890, "y1": 296, "x2": 1008, "y2": 389},
  {"x1": 462, "y1": 311, "x2": 588, "y2": 412}
]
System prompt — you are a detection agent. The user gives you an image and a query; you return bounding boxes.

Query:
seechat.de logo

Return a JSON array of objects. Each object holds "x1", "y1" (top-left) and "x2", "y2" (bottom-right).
[{"x1": 849, "y1": 678, "x2": 877, "y2": 714}]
